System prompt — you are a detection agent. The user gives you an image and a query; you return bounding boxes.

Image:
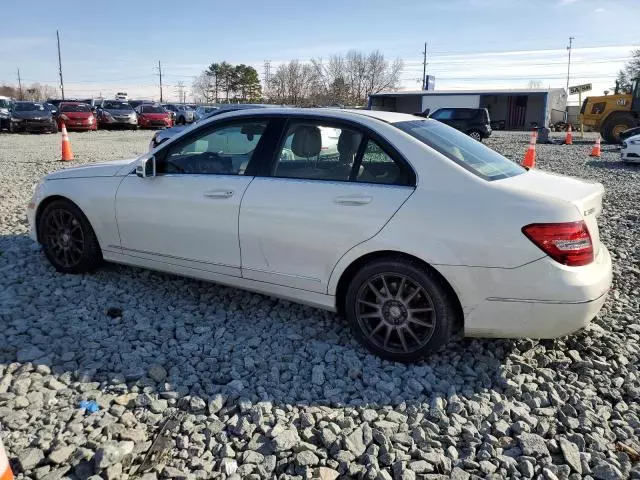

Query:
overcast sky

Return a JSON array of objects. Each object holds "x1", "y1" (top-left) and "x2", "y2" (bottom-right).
[{"x1": 0, "y1": 0, "x2": 637, "y2": 102}]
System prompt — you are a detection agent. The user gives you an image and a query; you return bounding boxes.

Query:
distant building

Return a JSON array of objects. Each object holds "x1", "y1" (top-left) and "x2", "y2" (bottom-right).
[{"x1": 368, "y1": 88, "x2": 567, "y2": 130}]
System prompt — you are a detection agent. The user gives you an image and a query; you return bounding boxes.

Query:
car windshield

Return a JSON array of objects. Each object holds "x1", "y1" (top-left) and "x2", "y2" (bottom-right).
[
  {"x1": 61, "y1": 104, "x2": 91, "y2": 112},
  {"x1": 394, "y1": 119, "x2": 524, "y2": 181},
  {"x1": 15, "y1": 103, "x2": 45, "y2": 112},
  {"x1": 143, "y1": 106, "x2": 166, "y2": 113},
  {"x1": 103, "y1": 102, "x2": 133, "y2": 111},
  {"x1": 0, "y1": 99, "x2": 11, "y2": 108}
]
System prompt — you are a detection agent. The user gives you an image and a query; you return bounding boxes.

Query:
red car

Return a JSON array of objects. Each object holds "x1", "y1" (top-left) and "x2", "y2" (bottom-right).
[
  {"x1": 57, "y1": 102, "x2": 97, "y2": 131},
  {"x1": 135, "y1": 104, "x2": 173, "y2": 129}
]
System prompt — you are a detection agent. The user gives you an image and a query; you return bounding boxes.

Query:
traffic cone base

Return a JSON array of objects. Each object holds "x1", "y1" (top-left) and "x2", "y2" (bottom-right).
[
  {"x1": 61, "y1": 123, "x2": 74, "y2": 162},
  {"x1": 589, "y1": 137, "x2": 601, "y2": 157},
  {"x1": 0, "y1": 439, "x2": 14, "y2": 480}
]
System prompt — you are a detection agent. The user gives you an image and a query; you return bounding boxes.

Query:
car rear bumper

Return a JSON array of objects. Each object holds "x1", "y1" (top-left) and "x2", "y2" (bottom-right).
[{"x1": 437, "y1": 245, "x2": 612, "y2": 338}]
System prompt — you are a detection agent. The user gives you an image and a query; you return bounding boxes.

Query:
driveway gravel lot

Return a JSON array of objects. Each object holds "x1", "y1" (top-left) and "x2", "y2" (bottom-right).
[{"x1": 0, "y1": 129, "x2": 639, "y2": 480}]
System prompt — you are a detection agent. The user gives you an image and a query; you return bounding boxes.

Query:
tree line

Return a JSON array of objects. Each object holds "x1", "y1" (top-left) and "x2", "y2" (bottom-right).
[
  {"x1": 192, "y1": 62, "x2": 262, "y2": 103},
  {"x1": 192, "y1": 49, "x2": 403, "y2": 106},
  {"x1": 616, "y1": 49, "x2": 640, "y2": 94},
  {"x1": 0, "y1": 83, "x2": 58, "y2": 102}
]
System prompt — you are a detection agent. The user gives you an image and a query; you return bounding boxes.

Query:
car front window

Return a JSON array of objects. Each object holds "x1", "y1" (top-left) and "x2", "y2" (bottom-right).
[
  {"x1": 15, "y1": 103, "x2": 45, "y2": 112},
  {"x1": 395, "y1": 119, "x2": 524, "y2": 181}
]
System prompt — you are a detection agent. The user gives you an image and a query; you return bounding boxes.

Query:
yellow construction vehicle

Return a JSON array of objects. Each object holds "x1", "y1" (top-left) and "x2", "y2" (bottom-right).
[{"x1": 578, "y1": 78, "x2": 640, "y2": 143}]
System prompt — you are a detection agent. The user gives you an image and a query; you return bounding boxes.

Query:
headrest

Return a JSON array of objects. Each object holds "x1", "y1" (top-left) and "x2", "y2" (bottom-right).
[
  {"x1": 291, "y1": 126, "x2": 321, "y2": 158},
  {"x1": 338, "y1": 130, "x2": 361, "y2": 156}
]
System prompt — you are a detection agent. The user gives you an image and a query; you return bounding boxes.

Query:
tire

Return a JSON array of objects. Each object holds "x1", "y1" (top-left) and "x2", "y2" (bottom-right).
[
  {"x1": 467, "y1": 130, "x2": 483, "y2": 142},
  {"x1": 38, "y1": 199, "x2": 102, "y2": 274},
  {"x1": 9, "y1": 122, "x2": 17, "y2": 133},
  {"x1": 344, "y1": 257, "x2": 457, "y2": 362},
  {"x1": 178, "y1": 116, "x2": 185, "y2": 125},
  {"x1": 602, "y1": 113, "x2": 637, "y2": 144},
  {"x1": 50, "y1": 122, "x2": 58, "y2": 134}
]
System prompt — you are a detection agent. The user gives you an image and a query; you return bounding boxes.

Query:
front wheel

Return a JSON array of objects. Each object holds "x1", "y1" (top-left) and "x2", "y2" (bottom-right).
[
  {"x1": 602, "y1": 113, "x2": 636, "y2": 144},
  {"x1": 467, "y1": 130, "x2": 483, "y2": 142},
  {"x1": 38, "y1": 200, "x2": 102, "y2": 274},
  {"x1": 344, "y1": 258, "x2": 457, "y2": 362}
]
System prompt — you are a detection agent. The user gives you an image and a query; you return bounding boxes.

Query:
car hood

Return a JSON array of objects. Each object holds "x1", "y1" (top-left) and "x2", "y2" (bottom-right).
[
  {"x1": 61, "y1": 111, "x2": 93, "y2": 119},
  {"x1": 45, "y1": 159, "x2": 135, "y2": 180},
  {"x1": 103, "y1": 108, "x2": 135, "y2": 116},
  {"x1": 12, "y1": 111, "x2": 52, "y2": 119}
]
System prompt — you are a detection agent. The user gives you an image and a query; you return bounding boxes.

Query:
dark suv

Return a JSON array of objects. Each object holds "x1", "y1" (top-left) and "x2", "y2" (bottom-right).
[{"x1": 428, "y1": 108, "x2": 492, "y2": 142}]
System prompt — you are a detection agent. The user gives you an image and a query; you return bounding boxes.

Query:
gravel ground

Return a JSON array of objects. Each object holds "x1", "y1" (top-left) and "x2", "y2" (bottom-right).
[{"x1": 0, "y1": 129, "x2": 639, "y2": 480}]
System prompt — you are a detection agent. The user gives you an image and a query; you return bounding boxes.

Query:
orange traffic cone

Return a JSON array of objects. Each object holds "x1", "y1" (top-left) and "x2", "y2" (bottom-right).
[
  {"x1": 522, "y1": 131, "x2": 536, "y2": 169},
  {"x1": 564, "y1": 124, "x2": 573, "y2": 145},
  {"x1": 589, "y1": 136, "x2": 601, "y2": 158},
  {"x1": 0, "y1": 439, "x2": 14, "y2": 480},
  {"x1": 61, "y1": 122, "x2": 74, "y2": 162}
]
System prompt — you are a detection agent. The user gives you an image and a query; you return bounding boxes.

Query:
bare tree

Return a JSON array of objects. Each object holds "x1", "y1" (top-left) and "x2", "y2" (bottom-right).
[
  {"x1": 527, "y1": 80, "x2": 544, "y2": 89},
  {"x1": 175, "y1": 81, "x2": 187, "y2": 103},
  {"x1": 192, "y1": 72, "x2": 216, "y2": 102},
  {"x1": 268, "y1": 60, "x2": 317, "y2": 105}
]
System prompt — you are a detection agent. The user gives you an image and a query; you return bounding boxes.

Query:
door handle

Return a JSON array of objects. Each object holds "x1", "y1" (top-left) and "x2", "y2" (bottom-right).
[
  {"x1": 204, "y1": 189, "x2": 234, "y2": 199},
  {"x1": 334, "y1": 195, "x2": 372, "y2": 206}
]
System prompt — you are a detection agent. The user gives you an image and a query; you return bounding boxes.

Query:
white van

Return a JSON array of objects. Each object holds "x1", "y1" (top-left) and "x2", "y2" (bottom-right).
[{"x1": 115, "y1": 92, "x2": 128, "y2": 101}]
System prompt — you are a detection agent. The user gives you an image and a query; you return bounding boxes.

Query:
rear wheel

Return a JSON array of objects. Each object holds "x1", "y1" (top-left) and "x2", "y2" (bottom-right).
[
  {"x1": 344, "y1": 258, "x2": 457, "y2": 362},
  {"x1": 38, "y1": 199, "x2": 102, "y2": 274},
  {"x1": 602, "y1": 113, "x2": 637, "y2": 144},
  {"x1": 467, "y1": 130, "x2": 483, "y2": 142}
]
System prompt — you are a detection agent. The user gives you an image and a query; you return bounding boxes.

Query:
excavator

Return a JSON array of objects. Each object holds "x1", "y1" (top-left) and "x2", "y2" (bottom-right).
[{"x1": 578, "y1": 78, "x2": 640, "y2": 143}]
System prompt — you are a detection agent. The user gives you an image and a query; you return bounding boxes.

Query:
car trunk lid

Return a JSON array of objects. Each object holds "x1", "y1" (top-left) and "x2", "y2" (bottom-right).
[{"x1": 498, "y1": 170, "x2": 604, "y2": 255}]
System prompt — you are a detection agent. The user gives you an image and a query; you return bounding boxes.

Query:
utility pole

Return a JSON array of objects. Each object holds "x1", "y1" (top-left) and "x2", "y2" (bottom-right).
[
  {"x1": 56, "y1": 30, "x2": 65, "y2": 100},
  {"x1": 157, "y1": 61, "x2": 164, "y2": 102},
  {"x1": 422, "y1": 42, "x2": 427, "y2": 90},
  {"x1": 263, "y1": 60, "x2": 271, "y2": 100},
  {"x1": 17, "y1": 68, "x2": 23, "y2": 100},
  {"x1": 565, "y1": 36, "x2": 574, "y2": 123},
  {"x1": 565, "y1": 36, "x2": 574, "y2": 94}
]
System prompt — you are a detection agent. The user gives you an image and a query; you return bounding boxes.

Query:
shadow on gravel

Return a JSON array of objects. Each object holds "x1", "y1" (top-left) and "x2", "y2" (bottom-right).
[
  {"x1": 1, "y1": 233, "x2": 534, "y2": 411},
  {"x1": 585, "y1": 160, "x2": 640, "y2": 170}
]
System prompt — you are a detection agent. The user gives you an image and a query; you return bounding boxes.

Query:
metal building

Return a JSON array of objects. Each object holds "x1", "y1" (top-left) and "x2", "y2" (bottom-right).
[{"x1": 368, "y1": 88, "x2": 567, "y2": 130}]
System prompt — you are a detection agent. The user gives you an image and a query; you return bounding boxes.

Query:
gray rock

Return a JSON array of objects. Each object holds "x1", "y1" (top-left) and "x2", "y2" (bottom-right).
[
  {"x1": 47, "y1": 445, "x2": 75, "y2": 464},
  {"x1": 311, "y1": 365, "x2": 325, "y2": 385},
  {"x1": 592, "y1": 462, "x2": 624, "y2": 480},
  {"x1": 147, "y1": 364, "x2": 167, "y2": 382},
  {"x1": 313, "y1": 466, "x2": 340, "y2": 480},
  {"x1": 518, "y1": 432, "x2": 550, "y2": 457},
  {"x1": 94, "y1": 441, "x2": 134, "y2": 469},
  {"x1": 220, "y1": 458, "x2": 238, "y2": 475},
  {"x1": 272, "y1": 428, "x2": 300, "y2": 451},
  {"x1": 17, "y1": 447, "x2": 44, "y2": 471},
  {"x1": 296, "y1": 450, "x2": 320, "y2": 467},
  {"x1": 408, "y1": 460, "x2": 432, "y2": 473},
  {"x1": 207, "y1": 393, "x2": 226, "y2": 414},
  {"x1": 16, "y1": 346, "x2": 45, "y2": 362},
  {"x1": 344, "y1": 427, "x2": 366, "y2": 456},
  {"x1": 559, "y1": 438, "x2": 582, "y2": 474}
]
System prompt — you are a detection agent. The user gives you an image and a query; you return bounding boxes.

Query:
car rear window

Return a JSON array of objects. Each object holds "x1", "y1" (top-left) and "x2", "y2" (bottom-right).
[
  {"x1": 61, "y1": 104, "x2": 91, "y2": 112},
  {"x1": 394, "y1": 119, "x2": 524, "y2": 181},
  {"x1": 103, "y1": 101, "x2": 132, "y2": 110}
]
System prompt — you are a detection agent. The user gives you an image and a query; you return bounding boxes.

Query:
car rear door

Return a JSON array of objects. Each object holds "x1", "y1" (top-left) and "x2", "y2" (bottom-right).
[{"x1": 238, "y1": 117, "x2": 416, "y2": 293}]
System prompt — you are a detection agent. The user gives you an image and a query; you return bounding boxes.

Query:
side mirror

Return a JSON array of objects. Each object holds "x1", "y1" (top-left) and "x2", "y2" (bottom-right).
[{"x1": 136, "y1": 156, "x2": 156, "y2": 178}]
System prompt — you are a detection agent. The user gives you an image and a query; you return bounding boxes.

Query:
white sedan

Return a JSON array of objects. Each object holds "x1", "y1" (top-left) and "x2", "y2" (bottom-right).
[
  {"x1": 621, "y1": 133, "x2": 640, "y2": 163},
  {"x1": 27, "y1": 108, "x2": 612, "y2": 362}
]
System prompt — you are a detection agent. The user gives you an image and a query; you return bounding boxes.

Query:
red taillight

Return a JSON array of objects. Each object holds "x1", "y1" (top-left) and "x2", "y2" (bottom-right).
[{"x1": 522, "y1": 221, "x2": 593, "y2": 266}]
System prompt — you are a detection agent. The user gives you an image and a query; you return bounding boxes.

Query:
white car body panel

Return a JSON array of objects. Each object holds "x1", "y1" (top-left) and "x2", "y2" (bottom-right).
[
  {"x1": 114, "y1": 174, "x2": 254, "y2": 278},
  {"x1": 621, "y1": 134, "x2": 640, "y2": 163},
  {"x1": 239, "y1": 177, "x2": 413, "y2": 292},
  {"x1": 27, "y1": 108, "x2": 613, "y2": 341}
]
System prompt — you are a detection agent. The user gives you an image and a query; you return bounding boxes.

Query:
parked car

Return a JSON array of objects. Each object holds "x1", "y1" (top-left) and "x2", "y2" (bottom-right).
[
  {"x1": 96, "y1": 100, "x2": 138, "y2": 129},
  {"x1": 0, "y1": 95, "x2": 11, "y2": 130},
  {"x1": 429, "y1": 108, "x2": 492, "y2": 141},
  {"x1": 9, "y1": 101, "x2": 58, "y2": 133},
  {"x1": 129, "y1": 99, "x2": 155, "y2": 109},
  {"x1": 162, "y1": 104, "x2": 195, "y2": 125},
  {"x1": 149, "y1": 104, "x2": 273, "y2": 149},
  {"x1": 620, "y1": 133, "x2": 640, "y2": 163},
  {"x1": 57, "y1": 102, "x2": 97, "y2": 131},
  {"x1": 28, "y1": 108, "x2": 612, "y2": 362},
  {"x1": 115, "y1": 92, "x2": 128, "y2": 101},
  {"x1": 193, "y1": 106, "x2": 219, "y2": 122},
  {"x1": 135, "y1": 104, "x2": 173, "y2": 129},
  {"x1": 619, "y1": 126, "x2": 640, "y2": 143}
]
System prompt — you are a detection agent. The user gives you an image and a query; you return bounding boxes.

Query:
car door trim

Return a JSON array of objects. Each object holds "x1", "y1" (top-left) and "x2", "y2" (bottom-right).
[
  {"x1": 111, "y1": 245, "x2": 240, "y2": 269},
  {"x1": 241, "y1": 265, "x2": 322, "y2": 283}
]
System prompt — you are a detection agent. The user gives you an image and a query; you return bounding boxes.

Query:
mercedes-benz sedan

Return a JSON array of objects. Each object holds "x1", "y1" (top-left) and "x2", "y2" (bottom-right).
[{"x1": 27, "y1": 108, "x2": 612, "y2": 362}]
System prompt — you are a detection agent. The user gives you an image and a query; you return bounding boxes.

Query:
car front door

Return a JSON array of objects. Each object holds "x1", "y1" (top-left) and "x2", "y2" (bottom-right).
[
  {"x1": 239, "y1": 118, "x2": 416, "y2": 293},
  {"x1": 114, "y1": 117, "x2": 273, "y2": 277}
]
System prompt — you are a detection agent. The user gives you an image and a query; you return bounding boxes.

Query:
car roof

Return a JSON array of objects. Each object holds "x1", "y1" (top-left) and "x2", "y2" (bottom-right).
[{"x1": 204, "y1": 107, "x2": 418, "y2": 125}]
